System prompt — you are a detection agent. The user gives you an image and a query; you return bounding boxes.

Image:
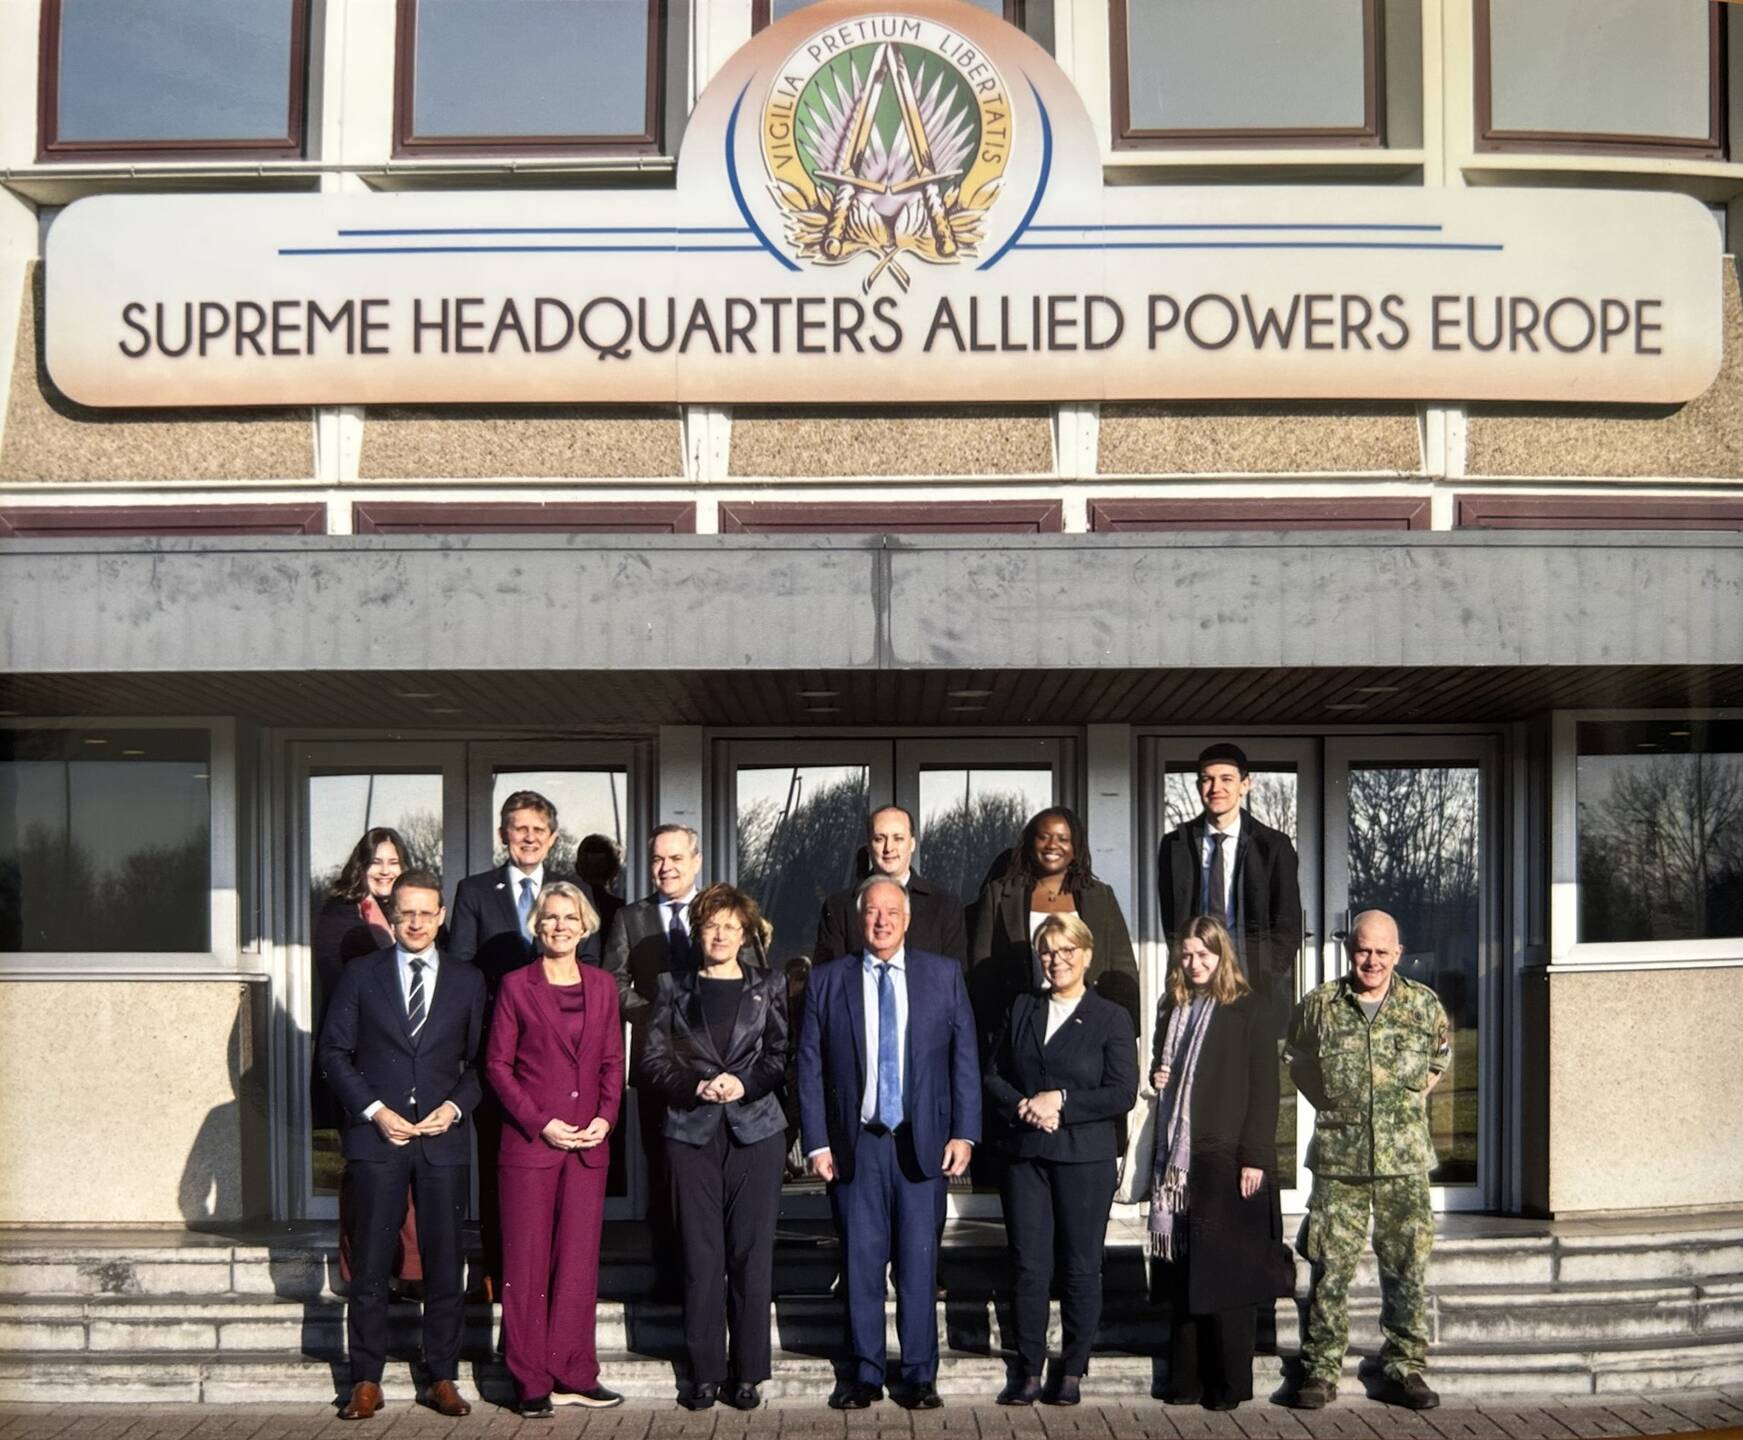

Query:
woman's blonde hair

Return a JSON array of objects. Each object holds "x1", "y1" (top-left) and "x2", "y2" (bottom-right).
[
  {"x1": 534, "y1": 880, "x2": 601, "y2": 943},
  {"x1": 1168, "y1": 914, "x2": 1251, "y2": 1007},
  {"x1": 1031, "y1": 911, "x2": 1095, "y2": 956}
]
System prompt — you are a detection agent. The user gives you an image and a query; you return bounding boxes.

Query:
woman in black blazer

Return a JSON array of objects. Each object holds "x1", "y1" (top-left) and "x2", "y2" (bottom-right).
[
  {"x1": 1148, "y1": 915, "x2": 1281, "y2": 1412},
  {"x1": 970, "y1": 807, "x2": 1141, "y2": 1052},
  {"x1": 639, "y1": 884, "x2": 788, "y2": 1413},
  {"x1": 985, "y1": 913, "x2": 1138, "y2": 1407}
]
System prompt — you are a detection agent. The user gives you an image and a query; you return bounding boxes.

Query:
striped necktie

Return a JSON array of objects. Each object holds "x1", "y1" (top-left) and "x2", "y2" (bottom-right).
[{"x1": 406, "y1": 958, "x2": 427, "y2": 1038}]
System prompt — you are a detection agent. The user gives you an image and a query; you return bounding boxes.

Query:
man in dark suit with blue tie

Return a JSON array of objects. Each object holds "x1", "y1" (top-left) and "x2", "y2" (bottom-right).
[
  {"x1": 318, "y1": 869, "x2": 487, "y2": 1421},
  {"x1": 798, "y1": 877, "x2": 981, "y2": 1410}
]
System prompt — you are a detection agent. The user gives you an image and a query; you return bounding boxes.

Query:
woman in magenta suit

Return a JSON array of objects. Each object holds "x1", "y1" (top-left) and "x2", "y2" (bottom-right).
[{"x1": 485, "y1": 880, "x2": 625, "y2": 1418}]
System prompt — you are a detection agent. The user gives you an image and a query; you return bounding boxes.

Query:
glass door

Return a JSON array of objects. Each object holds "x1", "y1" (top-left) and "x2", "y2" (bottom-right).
[
  {"x1": 1324, "y1": 737, "x2": 1497, "y2": 1211},
  {"x1": 1141, "y1": 739, "x2": 1320, "y2": 1213},
  {"x1": 289, "y1": 741, "x2": 468, "y2": 1218}
]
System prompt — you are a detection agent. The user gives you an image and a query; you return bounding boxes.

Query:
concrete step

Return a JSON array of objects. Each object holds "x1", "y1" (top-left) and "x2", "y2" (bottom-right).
[
  {"x1": 4, "y1": 1281, "x2": 1741, "y2": 1364},
  {"x1": 5, "y1": 1331, "x2": 1742, "y2": 1406}
]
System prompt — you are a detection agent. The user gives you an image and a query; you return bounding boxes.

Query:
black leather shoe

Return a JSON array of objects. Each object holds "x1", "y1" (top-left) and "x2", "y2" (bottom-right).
[
  {"x1": 725, "y1": 1382, "x2": 761, "y2": 1411},
  {"x1": 1042, "y1": 1374, "x2": 1081, "y2": 1406},
  {"x1": 519, "y1": 1396, "x2": 554, "y2": 1419},
  {"x1": 828, "y1": 1381, "x2": 881, "y2": 1410},
  {"x1": 1384, "y1": 1372, "x2": 1440, "y2": 1410},
  {"x1": 1161, "y1": 1390, "x2": 1202, "y2": 1406},
  {"x1": 558, "y1": 1386, "x2": 624, "y2": 1409},
  {"x1": 679, "y1": 1382, "x2": 718, "y2": 1411},
  {"x1": 1206, "y1": 1397, "x2": 1241, "y2": 1412},
  {"x1": 895, "y1": 1382, "x2": 943, "y2": 1410},
  {"x1": 996, "y1": 1376, "x2": 1043, "y2": 1406}
]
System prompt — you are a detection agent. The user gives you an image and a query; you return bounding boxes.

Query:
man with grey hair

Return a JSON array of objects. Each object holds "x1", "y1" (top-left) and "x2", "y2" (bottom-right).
[
  {"x1": 600, "y1": 822, "x2": 711, "y2": 1299},
  {"x1": 798, "y1": 876, "x2": 980, "y2": 1410},
  {"x1": 1285, "y1": 909, "x2": 1450, "y2": 1412}
]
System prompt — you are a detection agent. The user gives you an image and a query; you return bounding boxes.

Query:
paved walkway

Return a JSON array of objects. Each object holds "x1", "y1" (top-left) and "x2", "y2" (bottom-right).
[{"x1": 2, "y1": 1395, "x2": 1741, "y2": 1440}]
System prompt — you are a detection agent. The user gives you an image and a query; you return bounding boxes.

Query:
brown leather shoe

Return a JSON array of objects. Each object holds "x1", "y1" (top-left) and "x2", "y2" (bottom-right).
[
  {"x1": 340, "y1": 1380, "x2": 383, "y2": 1420},
  {"x1": 426, "y1": 1379, "x2": 472, "y2": 1417}
]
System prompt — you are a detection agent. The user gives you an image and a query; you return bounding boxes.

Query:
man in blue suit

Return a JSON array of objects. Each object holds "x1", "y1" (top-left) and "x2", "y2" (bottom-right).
[
  {"x1": 318, "y1": 869, "x2": 486, "y2": 1421},
  {"x1": 798, "y1": 877, "x2": 981, "y2": 1410}
]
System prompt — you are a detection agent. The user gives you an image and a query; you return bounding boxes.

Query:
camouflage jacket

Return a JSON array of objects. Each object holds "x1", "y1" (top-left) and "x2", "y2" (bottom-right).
[{"x1": 1286, "y1": 974, "x2": 1450, "y2": 1178}]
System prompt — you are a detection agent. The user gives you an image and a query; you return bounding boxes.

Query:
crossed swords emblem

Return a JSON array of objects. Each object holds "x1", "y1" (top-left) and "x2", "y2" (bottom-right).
[{"x1": 817, "y1": 41, "x2": 961, "y2": 290}]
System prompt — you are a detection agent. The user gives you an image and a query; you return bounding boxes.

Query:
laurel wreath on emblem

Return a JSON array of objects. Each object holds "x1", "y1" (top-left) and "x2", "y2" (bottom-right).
[{"x1": 770, "y1": 41, "x2": 1001, "y2": 293}]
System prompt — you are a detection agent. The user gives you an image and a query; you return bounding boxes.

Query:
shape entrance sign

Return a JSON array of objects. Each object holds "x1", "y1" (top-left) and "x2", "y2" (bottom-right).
[{"x1": 44, "y1": 0, "x2": 1722, "y2": 408}]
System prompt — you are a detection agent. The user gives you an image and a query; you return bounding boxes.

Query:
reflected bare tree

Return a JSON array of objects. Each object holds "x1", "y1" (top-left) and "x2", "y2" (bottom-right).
[
  {"x1": 737, "y1": 771, "x2": 871, "y2": 964},
  {"x1": 1163, "y1": 770, "x2": 1298, "y2": 841},
  {"x1": 1579, "y1": 754, "x2": 1743, "y2": 942},
  {"x1": 919, "y1": 791, "x2": 1031, "y2": 904},
  {"x1": 0, "y1": 822, "x2": 206, "y2": 951}
]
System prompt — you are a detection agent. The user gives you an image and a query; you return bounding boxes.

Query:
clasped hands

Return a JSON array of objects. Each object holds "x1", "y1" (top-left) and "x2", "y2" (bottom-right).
[
  {"x1": 371, "y1": 1103, "x2": 459, "y2": 1147},
  {"x1": 540, "y1": 1116, "x2": 611, "y2": 1151},
  {"x1": 694, "y1": 1072, "x2": 747, "y2": 1104},
  {"x1": 1016, "y1": 1089, "x2": 1063, "y2": 1133}
]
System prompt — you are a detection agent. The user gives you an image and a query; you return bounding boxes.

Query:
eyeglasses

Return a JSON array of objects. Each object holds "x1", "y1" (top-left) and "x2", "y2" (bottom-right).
[
  {"x1": 394, "y1": 909, "x2": 441, "y2": 924},
  {"x1": 1037, "y1": 945, "x2": 1083, "y2": 963},
  {"x1": 701, "y1": 920, "x2": 745, "y2": 937}
]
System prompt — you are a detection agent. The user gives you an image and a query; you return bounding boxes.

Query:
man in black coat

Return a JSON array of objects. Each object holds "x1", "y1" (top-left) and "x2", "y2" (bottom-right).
[
  {"x1": 318, "y1": 869, "x2": 486, "y2": 1421},
  {"x1": 812, "y1": 805, "x2": 968, "y2": 966},
  {"x1": 1157, "y1": 743, "x2": 1304, "y2": 1026}
]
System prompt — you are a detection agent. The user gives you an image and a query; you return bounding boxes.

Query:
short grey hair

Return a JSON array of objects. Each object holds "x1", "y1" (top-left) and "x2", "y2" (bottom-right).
[
  {"x1": 855, "y1": 875, "x2": 911, "y2": 916},
  {"x1": 649, "y1": 823, "x2": 701, "y2": 856}
]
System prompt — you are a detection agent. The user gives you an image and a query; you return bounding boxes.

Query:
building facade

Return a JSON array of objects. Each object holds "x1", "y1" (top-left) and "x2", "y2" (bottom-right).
[{"x1": 1, "y1": 0, "x2": 1741, "y2": 1241}]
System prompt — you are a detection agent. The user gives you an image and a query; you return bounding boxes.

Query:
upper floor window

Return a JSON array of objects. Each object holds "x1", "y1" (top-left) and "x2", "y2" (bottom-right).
[
  {"x1": 755, "y1": 0, "x2": 1052, "y2": 50},
  {"x1": 1476, "y1": 0, "x2": 1725, "y2": 159},
  {"x1": 1112, "y1": 0, "x2": 1381, "y2": 148},
  {"x1": 395, "y1": 0, "x2": 663, "y2": 157},
  {"x1": 37, "y1": 0, "x2": 308, "y2": 162}
]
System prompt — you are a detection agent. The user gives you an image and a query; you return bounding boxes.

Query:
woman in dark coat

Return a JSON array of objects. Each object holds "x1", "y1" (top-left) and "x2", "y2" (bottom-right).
[
  {"x1": 970, "y1": 807, "x2": 1140, "y2": 1050},
  {"x1": 1148, "y1": 914, "x2": 1282, "y2": 1412},
  {"x1": 312, "y1": 827, "x2": 419, "y2": 1292},
  {"x1": 985, "y1": 913, "x2": 1137, "y2": 1407},
  {"x1": 639, "y1": 884, "x2": 788, "y2": 1412}
]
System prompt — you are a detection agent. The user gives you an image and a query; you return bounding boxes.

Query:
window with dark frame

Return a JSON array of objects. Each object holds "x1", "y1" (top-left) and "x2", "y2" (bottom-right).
[
  {"x1": 753, "y1": 0, "x2": 1024, "y2": 31},
  {"x1": 1475, "y1": 0, "x2": 1726, "y2": 159},
  {"x1": 37, "y1": 0, "x2": 308, "y2": 163},
  {"x1": 394, "y1": 0, "x2": 664, "y2": 158},
  {"x1": 1110, "y1": 0, "x2": 1382, "y2": 150}
]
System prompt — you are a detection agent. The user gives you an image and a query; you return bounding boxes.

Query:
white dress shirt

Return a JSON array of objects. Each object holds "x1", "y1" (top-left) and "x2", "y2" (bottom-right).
[
  {"x1": 1199, "y1": 813, "x2": 1241, "y2": 921},
  {"x1": 859, "y1": 947, "x2": 908, "y2": 1126},
  {"x1": 361, "y1": 944, "x2": 461, "y2": 1121}
]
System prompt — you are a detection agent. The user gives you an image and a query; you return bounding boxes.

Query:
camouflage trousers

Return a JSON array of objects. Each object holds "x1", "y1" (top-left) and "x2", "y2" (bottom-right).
[{"x1": 1296, "y1": 1173, "x2": 1433, "y2": 1384}]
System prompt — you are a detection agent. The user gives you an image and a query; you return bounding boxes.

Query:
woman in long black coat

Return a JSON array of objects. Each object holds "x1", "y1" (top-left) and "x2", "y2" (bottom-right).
[{"x1": 1148, "y1": 914, "x2": 1282, "y2": 1412}]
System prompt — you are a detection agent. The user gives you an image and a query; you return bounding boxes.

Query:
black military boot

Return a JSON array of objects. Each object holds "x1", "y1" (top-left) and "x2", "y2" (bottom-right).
[
  {"x1": 1289, "y1": 1375, "x2": 1337, "y2": 1409},
  {"x1": 1385, "y1": 1372, "x2": 1440, "y2": 1409}
]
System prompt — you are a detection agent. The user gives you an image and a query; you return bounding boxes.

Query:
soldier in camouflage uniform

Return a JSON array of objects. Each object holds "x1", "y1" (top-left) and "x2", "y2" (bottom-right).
[{"x1": 1284, "y1": 910, "x2": 1449, "y2": 1412}]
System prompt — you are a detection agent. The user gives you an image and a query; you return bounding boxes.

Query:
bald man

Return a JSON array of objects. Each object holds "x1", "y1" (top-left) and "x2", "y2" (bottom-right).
[{"x1": 1284, "y1": 910, "x2": 1449, "y2": 1412}]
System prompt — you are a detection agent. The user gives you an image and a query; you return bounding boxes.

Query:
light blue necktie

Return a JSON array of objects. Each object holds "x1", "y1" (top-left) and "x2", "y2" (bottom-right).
[
  {"x1": 517, "y1": 876, "x2": 537, "y2": 944},
  {"x1": 874, "y1": 962, "x2": 903, "y2": 1129}
]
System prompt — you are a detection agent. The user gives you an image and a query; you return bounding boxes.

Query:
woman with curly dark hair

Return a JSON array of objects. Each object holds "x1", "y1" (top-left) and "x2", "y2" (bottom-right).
[{"x1": 969, "y1": 807, "x2": 1139, "y2": 1053}]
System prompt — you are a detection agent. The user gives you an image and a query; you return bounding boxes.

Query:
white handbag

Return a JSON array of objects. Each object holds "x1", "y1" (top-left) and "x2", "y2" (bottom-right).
[{"x1": 1114, "y1": 1092, "x2": 1158, "y2": 1205}]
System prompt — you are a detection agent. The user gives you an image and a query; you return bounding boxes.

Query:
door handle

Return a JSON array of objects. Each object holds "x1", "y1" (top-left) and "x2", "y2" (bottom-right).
[{"x1": 1331, "y1": 929, "x2": 1349, "y2": 942}]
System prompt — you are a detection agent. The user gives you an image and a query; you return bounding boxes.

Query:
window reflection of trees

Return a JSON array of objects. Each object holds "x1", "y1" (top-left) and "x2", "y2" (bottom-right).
[
  {"x1": 1163, "y1": 769, "x2": 1298, "y2": 840},
  {"x1": 1579, "y1": 752, "x2": 1743, "y2": 943},
  {"x1": 920, "y1": 791, "x2": 1031, "y2": 904},
  {"x1": 737, "y1": 770, "x2": 871, "y2": 965}
]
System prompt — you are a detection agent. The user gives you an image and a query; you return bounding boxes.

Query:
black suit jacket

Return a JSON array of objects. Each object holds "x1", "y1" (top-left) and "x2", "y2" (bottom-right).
[
  {"x1": 638, "y1": 966, "x2": 789, "y2": 1146},
  {"x1": 969, "y1": 873, "x2": 1142, "y2": 1048},
  {"x1": 985, "y1": 990, "x2": 1137, "y2": 1163},
  {"x1": 317, "y1": 946, "x2": 486, "y2": 1165},
  {"x1": 445, "y1": 865, "x2": 601, "y2": 993},
  {"x1": 812, "y1": 870, "x2": 967, "y2": 967},
  {"x1": 1157, "y1": 813, "x2": 1303, "y2": 1009}
]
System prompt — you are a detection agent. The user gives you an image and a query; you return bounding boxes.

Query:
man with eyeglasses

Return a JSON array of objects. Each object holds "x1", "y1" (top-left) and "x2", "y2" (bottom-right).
[{"x1": 319, "y1": 869, "x2": 486, "y2": 1422}]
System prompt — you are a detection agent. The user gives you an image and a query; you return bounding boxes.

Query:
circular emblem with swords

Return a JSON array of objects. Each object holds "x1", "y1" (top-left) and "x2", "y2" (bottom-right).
[{"x1": 762, "y1": 29, "x2": 1011, "y2": 292}]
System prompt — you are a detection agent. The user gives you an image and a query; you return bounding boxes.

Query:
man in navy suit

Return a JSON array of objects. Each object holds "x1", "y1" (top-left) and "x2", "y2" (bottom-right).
[
  {"x1": 445, "y1": 789, "x2": 599, "y2": 1297},
  {"x1": 798, "y1": 877, "x2": 981, "y2": 1410},
  {"x1": 318, "y1": 869, "x2": 486, "y2": 1421}
]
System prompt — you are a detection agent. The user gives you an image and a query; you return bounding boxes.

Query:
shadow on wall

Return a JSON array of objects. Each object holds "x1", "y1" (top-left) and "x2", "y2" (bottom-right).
[{"x1": 176, "y1": 982, "x2": 272, "y2": 1226}]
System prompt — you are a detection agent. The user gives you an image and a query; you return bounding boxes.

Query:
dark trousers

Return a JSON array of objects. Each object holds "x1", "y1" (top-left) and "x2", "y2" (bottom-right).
[
  {"x1": 1160, "y1": 1260, "x2": 1256, "y2": 1404},
  {"x1": 475, "y1": 1094, "x2": 504, "y2": 1291},
  {"x1": 831, "y1": 1125, "x2": 946, "y2": 1387},
  {"x1": 345, "y1": 1148, "x2": 468, "y2": 1385},
  {"x1": 667, "y1": 1125, "x2": 785, "y2": 1384},
  {"x1": 499, "y1": 1159, "x2": 609, "y2": 1402},
  {"x1": 1001, "y1": 1156, "x2": 1117, "y2": 1379},
  {"x1": 637, "y1": 1083, "x2": 683, "y2": 1294},
  {"x1": 337, "y1": 1171, "x2": 420, "y2": 1286}
]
